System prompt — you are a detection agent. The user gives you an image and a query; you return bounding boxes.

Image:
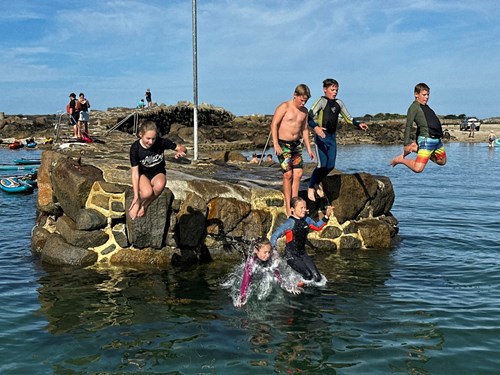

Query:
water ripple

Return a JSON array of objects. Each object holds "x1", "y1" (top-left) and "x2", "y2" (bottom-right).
[{"x1": 2, "y1": 145, "x2": 500, "y2": 374}]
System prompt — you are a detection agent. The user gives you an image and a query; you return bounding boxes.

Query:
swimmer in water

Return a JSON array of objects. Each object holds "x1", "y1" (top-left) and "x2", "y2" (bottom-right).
[
  {"x1": 235, "y1": 237, "x2": 302, "y2": 307},
  {"x1": 271, "y1": 196, "x2": 333, "y2": 283}
]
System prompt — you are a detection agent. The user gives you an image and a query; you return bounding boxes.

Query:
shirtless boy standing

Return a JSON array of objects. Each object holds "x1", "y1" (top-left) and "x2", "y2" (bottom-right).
[{"x1": 271, "y1": 84, "x2": 315, "y2": 216}]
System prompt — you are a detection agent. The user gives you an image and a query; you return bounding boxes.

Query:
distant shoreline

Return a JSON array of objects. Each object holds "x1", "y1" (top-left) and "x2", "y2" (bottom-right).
[{"x1": 1, "y1": 108, "x2": 499, "y2": 148}]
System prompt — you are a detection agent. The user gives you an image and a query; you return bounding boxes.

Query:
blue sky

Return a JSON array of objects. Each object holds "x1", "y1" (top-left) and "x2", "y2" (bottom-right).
[{"x1": 1, "y1": 0, "x2": 499, "y2": 118}]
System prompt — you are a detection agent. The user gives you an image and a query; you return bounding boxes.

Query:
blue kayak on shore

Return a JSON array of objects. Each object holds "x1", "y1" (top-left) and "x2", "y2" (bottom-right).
[
  {"x1": 0, "y1": 165, "x2": 39, "y2": 171},
  {"x1": 13, "y1": 158, "x2": 41, "y2": 165},
  {"x1": 0, "y1": 177, "x2": 34, "y2": 194}
]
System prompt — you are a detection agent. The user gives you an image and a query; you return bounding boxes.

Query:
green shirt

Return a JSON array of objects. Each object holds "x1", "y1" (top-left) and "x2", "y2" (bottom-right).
[{"x1": 404, "y1": 100, "x2": 434, "y2": 145}]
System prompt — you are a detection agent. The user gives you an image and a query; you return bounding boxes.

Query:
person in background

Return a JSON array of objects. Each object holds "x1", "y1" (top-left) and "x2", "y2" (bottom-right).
[
  {"x1": 488, "y1": 131, "x2": 496, "y2": 148},
  {"x1": 76, "y1": 93, "x2": 91, "y2": 136},
  {"x1": 307, "y1": 78, "x2": 368, "y2": 201},
  {"x1": 468, "y1": 124, "x2": 475, "y2": 138},
  {"x1": 390, "y1": 83, "x2": 447, "y2": 172},
  {"x1": 145, "y1": 89, "x2": 152, "y2": 107},
  {"x1": 137, "y1": 99, "x2": 146, "y2": 109},
  {"x1": 249, "y1": 153, "x2": 259, "y2": 163},
  {"x1": 67, "y1": 93, "x2": 79, "y2": 138},
  {"x1": 271, "y1": 84, "x2": 315, "y2": 216}
]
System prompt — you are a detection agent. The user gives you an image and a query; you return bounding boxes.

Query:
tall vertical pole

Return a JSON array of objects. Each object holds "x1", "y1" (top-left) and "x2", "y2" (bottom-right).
[{"x1": 192, "y1": 0, "x2": 199, "y2": 160}]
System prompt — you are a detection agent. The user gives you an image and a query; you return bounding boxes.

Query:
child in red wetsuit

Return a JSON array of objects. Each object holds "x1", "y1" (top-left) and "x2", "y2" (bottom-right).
[
  {"x1": 235, "y1": 238, "x2": 301, "y2": 307},
  {"x1": 271, "y1": 196, "x2": 334, "y2": 283}
]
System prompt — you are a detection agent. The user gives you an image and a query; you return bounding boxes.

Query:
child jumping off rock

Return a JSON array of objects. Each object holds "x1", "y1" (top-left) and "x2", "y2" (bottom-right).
[
  {"x1": 235, "y1": 238, "x2": 302, "y2": 307},
  {"x1": 271, "y1": 196, "x2": 333, "y2": 283},
  {"x1": 129, "y1": 120, "x2": 187, "y2": 220}
]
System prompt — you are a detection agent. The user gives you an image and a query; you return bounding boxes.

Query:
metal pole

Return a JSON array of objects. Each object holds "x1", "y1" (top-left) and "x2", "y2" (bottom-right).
[
  {"x1": 258, "y1": 130, "x2": 272, "y2": 166},
  {"x1": 192, "y1": 0, "x2": 199, "y2": 160}
]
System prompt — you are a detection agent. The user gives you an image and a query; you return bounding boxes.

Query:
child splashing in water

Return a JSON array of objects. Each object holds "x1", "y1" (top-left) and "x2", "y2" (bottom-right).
[
  {"x1": 129, "y1": 121, "x2": 187, "y2": 220},
  {"x1": 225, "y1": 238, "x2": 302, "y2": 307},
  {"x1": 271, "y1": 196, "x2": 333, "y2": 284}
]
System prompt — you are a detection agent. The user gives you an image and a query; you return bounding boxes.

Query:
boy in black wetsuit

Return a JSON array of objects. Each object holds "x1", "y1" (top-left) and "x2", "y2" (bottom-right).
[
  {"x1": 270, "y1": 196, "x2": 333, "y2": 282},
  {"x1": 307, "y1": 78, "x2": 368, "y2": 201}
]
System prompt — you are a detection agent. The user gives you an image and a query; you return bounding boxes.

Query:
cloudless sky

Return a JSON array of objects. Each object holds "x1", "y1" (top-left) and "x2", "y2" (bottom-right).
[{"x1": 1, "y1": 0, "x2": 499, "y2": 118}]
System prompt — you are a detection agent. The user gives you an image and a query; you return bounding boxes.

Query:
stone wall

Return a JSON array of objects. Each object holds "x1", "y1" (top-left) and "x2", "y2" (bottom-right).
[
  {"x1": 31, "y1": 150, "x2": 398, "y2": 268},
  {"x1": 102, "y1": 103, "x2": 235, "y2": 136}
]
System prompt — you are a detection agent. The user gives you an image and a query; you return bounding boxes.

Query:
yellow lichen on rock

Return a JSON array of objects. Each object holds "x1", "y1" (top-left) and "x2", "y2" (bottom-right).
[
  {"x1": 91, "y1": 225, "x2": 122, "y2": 263},
  {"x1": 86, "y1": 181, "x2": 126, "y2": 219}
]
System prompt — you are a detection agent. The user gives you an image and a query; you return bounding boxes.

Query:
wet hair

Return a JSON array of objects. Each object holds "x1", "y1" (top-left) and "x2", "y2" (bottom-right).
[
  {"x1": 138, "y1": 120, "x2": 158, "y2": 136},
  {"x1": 290, "y1": 196, "x2": 306, "y2": 209},
  {"x1": 294, "y1": 84, "x2": 311, "y2": 99},
  {"x1": 414, "y1": 83, "x2": 430, "y2": 94},
  {"x1": 323, "y1": 78, "x2": 339, "y2": 88},
  {"x1": 253, "y1": 237, "x2": 271, "y2": 252}
]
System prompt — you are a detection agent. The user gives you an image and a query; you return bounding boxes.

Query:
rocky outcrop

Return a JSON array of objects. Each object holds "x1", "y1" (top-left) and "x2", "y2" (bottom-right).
[
  {"x1": 3, "y1": 104, "x2": 500, "y2": 149},
  {"x1": 99, "y1": 107, "x2": 408, "y2": 149},
  {"x1": 32, "y1": 144, "x2": 398, "y2": 268}
]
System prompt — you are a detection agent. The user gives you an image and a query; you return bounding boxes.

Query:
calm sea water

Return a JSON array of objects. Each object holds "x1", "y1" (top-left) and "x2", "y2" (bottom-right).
[{"x1": 0, "y1": 143, "x2": 499, "y2": 374}]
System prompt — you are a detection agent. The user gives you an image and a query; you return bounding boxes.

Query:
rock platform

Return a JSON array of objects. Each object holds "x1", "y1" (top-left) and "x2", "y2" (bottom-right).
[
  {"x1": 28, "y1": 135, "x2": 397, "y2": 268},
  {"x1": 2, "y1": 104, "x2": 406, "y2": 268}
]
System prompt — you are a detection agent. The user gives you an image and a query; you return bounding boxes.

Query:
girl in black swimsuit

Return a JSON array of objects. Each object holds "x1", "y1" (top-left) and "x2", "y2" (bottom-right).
[{"x1": 129, "y1": 121, "x2": 187, "y2": 220}]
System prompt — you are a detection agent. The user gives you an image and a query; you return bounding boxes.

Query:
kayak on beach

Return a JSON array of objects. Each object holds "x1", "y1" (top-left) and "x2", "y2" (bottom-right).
[
  {"x1": 13, "y1": 158, "x2": 41, "y2": 165},
  {"x1": 0, "y1": 164, "x2": 39, "y2": 171},
  {"x1": 8, "y1": 141, "x2": 23, "y2": 150},
  {"x1": 0, "y1": 176, "x2": 34, "y2": 194}
]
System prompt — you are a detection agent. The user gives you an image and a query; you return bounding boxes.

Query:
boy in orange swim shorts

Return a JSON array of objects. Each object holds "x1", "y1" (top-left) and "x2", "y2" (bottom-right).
[{"x1": 390, "y1": 83, "x2": 447, "y2": 172}]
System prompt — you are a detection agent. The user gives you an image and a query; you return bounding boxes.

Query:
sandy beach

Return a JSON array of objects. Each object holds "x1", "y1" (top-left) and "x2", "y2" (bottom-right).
[{"x1": 443, "y1": 123, "x2": 499, "y2": 144}]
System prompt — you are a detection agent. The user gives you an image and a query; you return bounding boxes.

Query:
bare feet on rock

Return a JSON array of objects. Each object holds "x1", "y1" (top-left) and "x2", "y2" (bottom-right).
[
  {"x1": 307, "y1": 188, "x2": 316, "y2": 201},
  {"x1": 316, "y1": 184, "x2": 325, "y2": 198},
  {"x1": 137, "y1": 205, "x2": 147, "y2": 218},
  {"x1": 129, "y1": 202, "x2": 140, "y2": 220}
]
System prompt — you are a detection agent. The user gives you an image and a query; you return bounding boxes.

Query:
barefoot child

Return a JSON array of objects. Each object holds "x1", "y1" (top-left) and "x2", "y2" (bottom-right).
[
  {"x1": 390, "y1": 83, "x2": 447, "y2": 172},
  {"x1": 307, "y1": 78, "x2": 368, "y2": 201},
  {"x1": 129, "y1": 121, "x2": 187, "y2": 220},
  {"x1": 271, "y1": 84, "x2": 315, "y2": 216},
  {"x1": 235, "y1": 238, "x2": 302, "y2": 307},
  {"x1": 271, "y1": 196, "x2": 333, "y2": 283}
]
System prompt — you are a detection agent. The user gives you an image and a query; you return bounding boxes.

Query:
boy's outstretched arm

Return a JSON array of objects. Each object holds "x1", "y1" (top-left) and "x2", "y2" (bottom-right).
[
  {"x1": 305, "y1": 207, "x2": 333, "y2": 231},
  {"x1": 338, "y1": 99, "x2": 368, "y2": 130}
]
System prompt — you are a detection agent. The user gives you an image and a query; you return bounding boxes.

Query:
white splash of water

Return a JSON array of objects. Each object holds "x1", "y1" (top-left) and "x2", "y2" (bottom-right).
[{"x1": 221, "y1": 244, "x2": 328, "y2": 307}]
